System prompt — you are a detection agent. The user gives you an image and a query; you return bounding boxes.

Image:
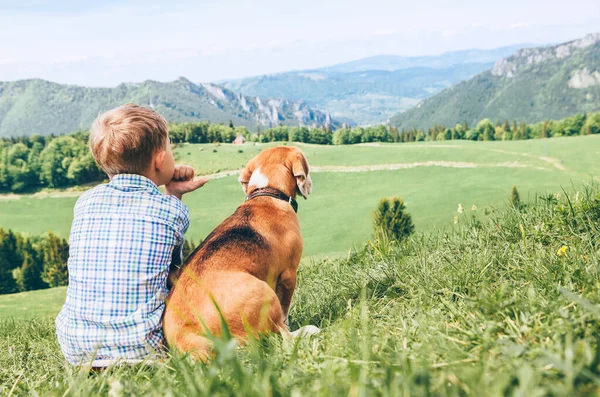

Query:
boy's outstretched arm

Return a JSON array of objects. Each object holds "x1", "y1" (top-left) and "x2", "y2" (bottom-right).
[{"x1": 165, "y1": 165, "x2": 209, "y2": 200}]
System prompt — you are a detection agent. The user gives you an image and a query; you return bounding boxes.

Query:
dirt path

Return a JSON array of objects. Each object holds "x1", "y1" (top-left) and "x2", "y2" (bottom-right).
[
  {"x1": 481, "y1": 148, "x2": 567, "y2": 171},
  {"x1": 311, "y1": 161, "x2": 539, "y2": 173}
]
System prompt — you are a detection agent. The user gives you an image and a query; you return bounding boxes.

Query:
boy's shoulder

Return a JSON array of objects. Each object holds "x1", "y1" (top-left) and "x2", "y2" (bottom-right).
[{"x1": 74, "y1": 181, "x2": 188, "y2": 221}]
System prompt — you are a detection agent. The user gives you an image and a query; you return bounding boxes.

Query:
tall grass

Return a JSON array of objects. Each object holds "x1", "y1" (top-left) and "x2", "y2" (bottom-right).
[{"x1": 2, "y1": 185, "x2": 600, "y2": 395}]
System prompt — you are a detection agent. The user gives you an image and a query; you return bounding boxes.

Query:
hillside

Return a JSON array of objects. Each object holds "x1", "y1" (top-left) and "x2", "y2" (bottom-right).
[
  {"x1": 391, "y1": 33, "x2": 600, "y2": 130},
  {"x1": 223, "y1": 45, "x2": 527, "y2": 125},
  {"x1": 0, "y1": 78, "x2": 334, "y2": 137},
  {"x1": 2, "y1": 180, "x2": 600, "y2": 395}
]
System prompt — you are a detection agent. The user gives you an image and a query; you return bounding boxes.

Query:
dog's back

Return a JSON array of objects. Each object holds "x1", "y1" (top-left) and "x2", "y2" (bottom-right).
[{"x1": 164, "y1": 146, "x2": 311, "y2": 360}]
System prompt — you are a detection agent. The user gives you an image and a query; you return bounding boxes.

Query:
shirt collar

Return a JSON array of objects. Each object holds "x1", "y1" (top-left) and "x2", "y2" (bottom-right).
[{"x1": 109, "y1": 174, "x2": 159, "y2": 191}]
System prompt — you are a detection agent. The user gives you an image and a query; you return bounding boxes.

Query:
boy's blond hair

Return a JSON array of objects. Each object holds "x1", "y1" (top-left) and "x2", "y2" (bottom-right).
[{"x1": 89, "y1": 104, "x2": 169, "y2": 176}]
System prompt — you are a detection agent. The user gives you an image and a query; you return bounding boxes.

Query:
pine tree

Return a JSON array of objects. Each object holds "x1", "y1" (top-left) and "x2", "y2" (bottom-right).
[
  {"x1": 21, "y1": 242, "x2": 47, "y2": 291},
  {"x1": 373, "y1": 197, "x2": 415, "y2": 242},
  {"x1": 0, "y1": 270, "x2": 16, "y2": 294},
  {"x1": 0, "y1": 228, "x2": 18, "y2": 293},
  {"x1": 41, "y1": 232, "x2": 69, "y2": 287},
  {"x1": 541, "y1": 121, "x2": 549, "y2": 138},
  {"x1": 0, "y1": 229, "x2": 23, "y2": 271}
]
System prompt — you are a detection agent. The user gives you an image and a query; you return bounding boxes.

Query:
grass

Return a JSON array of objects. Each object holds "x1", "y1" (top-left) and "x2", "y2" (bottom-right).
[
  {"x1": 0, "y1": 287, "x2": 66, "y2": 319},
  {"x1": 2, "y1": 183, "x2": 600, "y2": 395},
  {"x1": 1, "y1": 136, "x2": 599, "y2": 257}
]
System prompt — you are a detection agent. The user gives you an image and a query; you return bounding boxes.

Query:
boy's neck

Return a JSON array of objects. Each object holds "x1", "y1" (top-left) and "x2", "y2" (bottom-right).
[
  {"x1": 141, "y1": 160, "x2": 169, "y2": 187},
  {"x1": 141, "y1": 170, "x2": 163, "y2": 187},
  {"x1": 109, "y1": 171, "x2": 163, "y2": 187}
]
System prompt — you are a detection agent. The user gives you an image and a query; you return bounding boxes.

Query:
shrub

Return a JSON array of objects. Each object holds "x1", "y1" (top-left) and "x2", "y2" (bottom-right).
[
  {"x1": 510, "y1": 185, "x2": 521, "y2": 208},
  {"x1": 373, "y1": 197, "x2": 414, "y2": 242}
]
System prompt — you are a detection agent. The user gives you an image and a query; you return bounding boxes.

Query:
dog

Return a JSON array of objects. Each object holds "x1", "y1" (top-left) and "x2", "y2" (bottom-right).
[{"x1": 163, "y1": 146, "x2": 318, "y2": 359}]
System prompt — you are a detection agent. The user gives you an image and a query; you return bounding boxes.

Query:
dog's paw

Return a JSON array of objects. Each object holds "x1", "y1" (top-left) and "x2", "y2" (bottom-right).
[{"x1": 290, "y1": 325, "x2": 321, "y2": 338}]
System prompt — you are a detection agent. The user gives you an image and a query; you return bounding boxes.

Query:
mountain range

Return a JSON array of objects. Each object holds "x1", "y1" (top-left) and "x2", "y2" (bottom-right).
[
  {"x1": 391, "y1": 33, "x2": 600, "y2": 130},
  {"x1": 2, "y1": 36, "x2": 598, "y2": 138},
  {"x1": 0, "y1": 78, "x2": 333, "y2": 138},
  {"x1": 222, "y1": 45, "x2": 528, "y2": 125}
]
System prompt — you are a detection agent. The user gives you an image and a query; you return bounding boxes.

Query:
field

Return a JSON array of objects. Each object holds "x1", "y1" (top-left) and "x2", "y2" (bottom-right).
[
  {"x1": 0, "y1": 136, "x2": 599, "y2": 258},
  {"x1": 1, "y1": 183, "x2": 600, "y2": 395},
  {"x1": 0, "y1": 287, "x2": 66, "y2": 320}
]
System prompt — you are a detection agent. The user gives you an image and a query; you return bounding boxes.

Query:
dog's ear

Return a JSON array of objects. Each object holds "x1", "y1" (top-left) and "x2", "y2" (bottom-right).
[
  {"x1": 238, "y1": 164, "x2": 254, "y2": 195},
  {"x1": 291, "y1": 153, "x2": 312, "y2": 199}
]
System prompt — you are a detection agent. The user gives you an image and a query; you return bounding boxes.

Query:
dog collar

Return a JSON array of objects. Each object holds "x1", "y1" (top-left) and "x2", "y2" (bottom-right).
[{"x1": 246, "y1": 188, "x2": 298, "y2": 213}]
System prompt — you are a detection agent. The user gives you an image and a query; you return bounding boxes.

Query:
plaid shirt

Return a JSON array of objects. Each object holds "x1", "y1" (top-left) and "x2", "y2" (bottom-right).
[{"x1": 55, "y1": 174, "x2": 190, "y2": 367}]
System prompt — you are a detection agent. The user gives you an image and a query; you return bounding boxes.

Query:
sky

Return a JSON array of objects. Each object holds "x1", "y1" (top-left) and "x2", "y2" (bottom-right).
[{"x1": 0, "y1": 0, "x2": 598, "y2": 86}]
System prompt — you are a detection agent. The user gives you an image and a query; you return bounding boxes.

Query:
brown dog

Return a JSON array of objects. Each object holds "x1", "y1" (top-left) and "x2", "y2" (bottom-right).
[{"x1": 163, "y1": 146, "x2": 317, "y2": 359}]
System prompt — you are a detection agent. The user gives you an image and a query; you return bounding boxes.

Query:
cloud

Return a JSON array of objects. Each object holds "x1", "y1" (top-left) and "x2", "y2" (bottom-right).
[{"x1": 508, "y1": 22, "x2": 530, "y2": 30}]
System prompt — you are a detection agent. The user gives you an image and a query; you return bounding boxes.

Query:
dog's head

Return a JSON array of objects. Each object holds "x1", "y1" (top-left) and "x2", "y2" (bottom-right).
[{"x1": 238, "y1": 146, "x2": 312, "y2": 199}]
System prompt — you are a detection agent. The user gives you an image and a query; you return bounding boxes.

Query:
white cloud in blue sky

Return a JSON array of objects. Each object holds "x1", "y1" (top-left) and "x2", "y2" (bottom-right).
[{"x1": 0, "y1": 0, "x2": 598, "y2": 85}]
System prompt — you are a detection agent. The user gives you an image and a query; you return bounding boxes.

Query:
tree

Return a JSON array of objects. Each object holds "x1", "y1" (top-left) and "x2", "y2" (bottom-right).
[
  {"x1": 41, "y1": 232, "x2": 70, "y2": 287},
  {"x1": 0, "y1": 229, "x2": 22, "y2": 272},
  {"x1": 540, "y1": 121, "x2": 549, "y2": 138},
  {"x1": 332, "y1": 128, "x2": 351, "y2": 145},
  {"x1": 0, "y1": 228, "x2": 21, "y2": 293},
  {"x1": 389, "y1": 126, "x2": 400, "y2": 142},
  {"x1": 477, "y1": 119, "x2": 495, "y2": 141},
  {"x1": 21, "y1": 241, "x2": 47, "y2": 291},
  {"x1": 582, "y1": 113, "x2": 600, "y2": 135},
  {"x1": 466, "y1": 129, "x2": 480, "y2": 141},
  {"x1": 0, "y1": 270, "x2": 16, "y2": 294},
  {"x1": 373, "y1": 197, "x2": 415, "y2": 242},
  {"x1": 510, "y1": 186, "x2": 521, "y2": 208}
]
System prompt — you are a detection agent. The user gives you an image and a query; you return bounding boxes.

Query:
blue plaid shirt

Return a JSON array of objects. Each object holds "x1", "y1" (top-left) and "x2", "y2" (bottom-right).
[{"x1": 55, "y1": 174, "x2": 190, "y2": 366}]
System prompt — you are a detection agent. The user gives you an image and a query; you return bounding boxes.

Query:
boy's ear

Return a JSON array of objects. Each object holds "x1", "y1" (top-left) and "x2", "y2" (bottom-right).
[{"x1": 154, "y1": 150, "x2": 166, "y2": 171}]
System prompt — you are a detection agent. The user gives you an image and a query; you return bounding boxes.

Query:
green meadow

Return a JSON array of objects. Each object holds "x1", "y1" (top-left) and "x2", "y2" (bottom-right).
[
  {"x1": 1, "y1": 136, "x2": 600, "y2": 395},
  {"x1": 0, "y1": 287, "x2": 66, "y2": 319},
  {"x1": 0, "y1": 136, "x2": 598, "y2": 257},
  {"x1": 2, "y1": 182, "x2": 600, "y2": 395}
]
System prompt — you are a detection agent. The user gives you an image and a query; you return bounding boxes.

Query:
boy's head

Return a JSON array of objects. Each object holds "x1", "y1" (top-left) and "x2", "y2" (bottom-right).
[{"x1": 89, "y1": 104, "x2": 175, "y2": 185}]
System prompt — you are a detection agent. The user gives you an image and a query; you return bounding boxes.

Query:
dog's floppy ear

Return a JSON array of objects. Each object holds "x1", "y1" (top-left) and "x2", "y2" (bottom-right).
[
  {"x1": 291, "y1": 153, "x2": 312, "y2": 199},
  {"x1": 238, "y1": 163, "x2": 254, "y2": 195}
]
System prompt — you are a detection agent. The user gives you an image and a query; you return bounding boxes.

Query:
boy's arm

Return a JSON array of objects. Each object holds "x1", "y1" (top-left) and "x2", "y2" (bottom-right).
[{"x1": 165, "y1": 165, "x2": 209, "y2": 200}]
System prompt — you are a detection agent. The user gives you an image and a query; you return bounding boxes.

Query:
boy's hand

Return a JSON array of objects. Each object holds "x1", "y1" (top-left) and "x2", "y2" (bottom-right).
[{"x1": 166, "y1": 166, "x2": 209, "y2": 200}]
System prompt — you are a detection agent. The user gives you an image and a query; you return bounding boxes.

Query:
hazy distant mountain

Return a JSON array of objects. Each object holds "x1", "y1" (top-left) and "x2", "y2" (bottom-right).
[
  {"x1": 223, "y1": 45, "x2": 529, "y2": 125},
  {"x1": 390, "y1": 34, "x2": 600, "y2": 130},
  {"x1": 318, "y1": 44, "x2": 530, "y2": 73},
  {"x1": 0, "y1": 78, "x2": 334, "y2": 137}
]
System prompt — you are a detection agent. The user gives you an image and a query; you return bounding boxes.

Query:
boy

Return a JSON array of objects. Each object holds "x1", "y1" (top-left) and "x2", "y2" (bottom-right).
[{"x1": 55, "y1": 104, "x2": 208, "y2": 368}]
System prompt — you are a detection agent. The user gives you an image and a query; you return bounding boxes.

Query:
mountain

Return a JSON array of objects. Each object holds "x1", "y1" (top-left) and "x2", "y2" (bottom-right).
[
  {"x1": 318, "y1": 44, "x2": 530, "y2": 73},
  {"x1": 222, "y1": 45, "x2": 529, "y2": 125},
  {"x1": 390, "y1": 34, "x2": 600, "y2": 130},
  {"x1": 0, "y1": 78, "x2": 334, "y2": 138}
]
